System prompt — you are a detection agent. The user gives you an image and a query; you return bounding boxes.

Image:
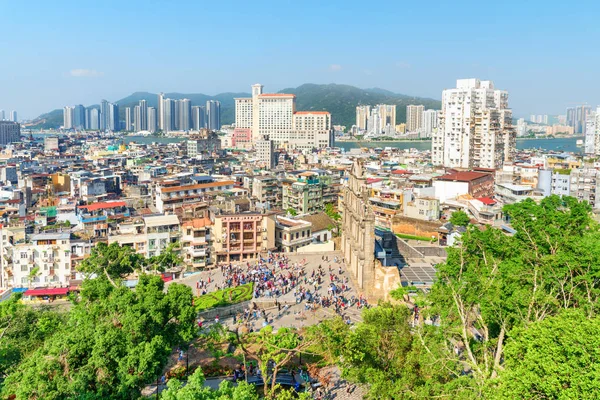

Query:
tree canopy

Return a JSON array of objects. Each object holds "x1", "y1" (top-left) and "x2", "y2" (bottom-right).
[
  {"x1": 1, "y1": 275, "x2": 196, "y2": 399},
  {"x1": 449, "y1": 210, "x2": 470, "y2": 226}
]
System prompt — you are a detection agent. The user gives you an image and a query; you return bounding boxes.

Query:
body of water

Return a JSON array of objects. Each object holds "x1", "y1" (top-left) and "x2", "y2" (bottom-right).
[
  {"x1": 335, "y1": 136, "x2": 584, "y2": 154},
  {"x1": 31, "y1": 134, "x2": 584, "y2": 154}
]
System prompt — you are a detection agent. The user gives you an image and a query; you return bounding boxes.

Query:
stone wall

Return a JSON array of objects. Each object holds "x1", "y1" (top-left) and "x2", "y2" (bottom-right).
[
  {"x1": 392, "y1": 216, "x2": 442, "y2": 239},
  {"x1": 413, "y1": 246, "x2": 448, "y2": 258}
]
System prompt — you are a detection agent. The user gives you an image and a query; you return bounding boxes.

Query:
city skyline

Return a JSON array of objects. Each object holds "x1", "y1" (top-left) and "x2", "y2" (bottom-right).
[{"x1": 2, "y1": 0, "x2": 600, "y2": 118}]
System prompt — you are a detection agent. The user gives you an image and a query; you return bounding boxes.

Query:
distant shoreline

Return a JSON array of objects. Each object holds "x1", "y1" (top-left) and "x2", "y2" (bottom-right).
[{"x1": 336, "y1": 135, "x2": 584, "y2": 143}]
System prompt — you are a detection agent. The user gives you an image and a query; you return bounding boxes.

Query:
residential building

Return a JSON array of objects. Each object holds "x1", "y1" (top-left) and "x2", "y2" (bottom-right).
[
  {"x1": 356, "y1": 105, "x2": 370, "y2": 130},
  {"x1": 206, "y1": 100, "x2": 221, "y2": 131},
  {"x1": 144, "y1": 214, "x2": 181, "y2": 258},
  {"x1": 212, "y1": 213, "x2": 276, "y2": 263},
  {"x1": 551, "y1": 170, "x2": 571, "y2": 196},
  {"x1": 433, "y1": 170, "x2": 495, "y2": 202},
  {"x1": 75, "y1": 201, "x2": 130, "y2": 237},
  {"x1": 125, "y1": 107, "x2": 133, "y2": 131},
  {"x1": 282, "y1": 172, "x2": 323, "y2": 215},
  {"x1": 403, "y1": 194, "x2": 439, "y2": 221},
  {"x1": 252, "y1": 176, "x2": 281, "y2": 210},
  {"x1": 186, "y1": 133, "x2": 221, "y2": 157},
  {"x1": 44, "y1": 136, "x2": 59, "y2": 153},
  {"x1": 74, "y1": 105, "x2": 85, "y2": 129},
  {"x1": 0, "y1": 121, "x2": 20, "y2": 145},
  {"x1": 158, "y1": 92, "x2": 165, "y2": 131},
  {"x1": 162, "y1": 98, "x2": 175, "y2": 132},
  {"x1": 63, "y1": 106, "x2": 74, "y2": 129},
  {"x1": 100, "y1": 99, "x2": 109, "y2": 131},
  {"x1": 134, "y1": 106, "x2": 142, "y2": 132},
  {"x1": 298, "y1": 212, "x2": 334, "y2": 243},
  {"x1": 275, "y1": 216, "x2": 312, "y2": 252},
  {"x1": 0, "y1": 110, "x2": 4, "y2": 120},
  {"x1": 406, "y1": 105, "x2": 424, "y2": 132},
  {"x1": 178, "y1": 99, "x2": 191, "y2": 131},
  {"x1": 256, "y1": 135, "x2": 276, "y2": 169},
  {"x1": 585, "y1": 108, "x2": 600, "y2": 155},
  {"x1": 147, "y1": 107, "x2": 157, "y2": 133},
  {"x1": 180, "y1": 217, "x2": 212, "y2": 269},
  {"x1": 155, "y1": 179, "x2": 235, "y2": 213},
  {"x1": 433, "y1": 79, "x2": 515, "y2": 169},
  {"x1": 421, "y1": 109, "x2": 438, "y2": 138},
  {"x1": 9, "y1": 111, "x2": 16, "y2": 122},
  {"x1": 4, "y1": 233, "x2": 88, "y2": 289},
  {"x1": 192, "y1": 105, "x2": 206, "y2": 130},
  {"x1": 570, "y1": 167, "x2": 600, "y2": 209},
  {"x1": 88, "y1": 108, "x2": 99, "y2": 130}
]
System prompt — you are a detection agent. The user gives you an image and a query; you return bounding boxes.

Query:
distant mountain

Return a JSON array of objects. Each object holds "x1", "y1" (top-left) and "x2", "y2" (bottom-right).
[
  {"x1": 279, "y1": 83, "x2": 440, "y2": 129},
  {"x1": 29, "y1": 84, "x2": 440, "y2": 130}
]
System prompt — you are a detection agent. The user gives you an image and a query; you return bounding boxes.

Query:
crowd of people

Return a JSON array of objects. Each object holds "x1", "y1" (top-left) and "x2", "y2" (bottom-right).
[{"x1": 195, "y1": 253, "x2": 368, "y2": 331}]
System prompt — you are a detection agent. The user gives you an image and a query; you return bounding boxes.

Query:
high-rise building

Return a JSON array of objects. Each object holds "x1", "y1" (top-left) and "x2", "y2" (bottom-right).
[
  {"x1": 235, "y1": 98, "x2": 253, "y2": 129},
  {"x1": 406, "y1": 105, "x2": 424, "y2": 132},
  {"x1": 192, "y1": 106, "x2": 206, "y2": 130},
  {"x1": 139, "y1": 100, "x2": 148, "y2": 131},
  {"x1": 235, "y1": 84, "x2": 333, "y2": 150},
  {"x1": 355, "y1": 105, "x2": 371, "y2": 131},
  {"x1": 134, "y1": 106, "x2": 141, "y2": 132},
  {"x1": 0, "y1": 121, "x2": 20, "y2": 145},
  {"x1": 576, "y1": 106, "x2": 592, "y2": 134},
  {"x1": 378, "y1": 104, "x2": 396, "y2": 129},
  {"x1": 88, "y1": 108, "x2": 99, "y2": 130},
  {"x1": 125, "y1": 107, "x2": 133, "y2": 131},
  {"x1": 178, "y1": 99, "x2": 191, "y2": 131},
  {"x1": 585, "y1": 108, "x2": 600, "y2": 155},
  {"x1": 163, "y1": 99, "x2": 175, "y2": 132},
  {"x1": 421, "y1": 109, "x2": 438, "y2": 138},
  {"x1": 108, "y1": 103, "x2": 119, "y2": 131},
  {"x1": 100, "y1": 100, "x2": 109, "y2": 131},
  {"x1": 158, "y1": 93, "x2": 165, "y2": 131},
  {"x1": 73, "y1": 105, "x2": 85, "y2": 129},
  {"x1": 256, "y1": 135, "x2": 276, "y2": 169},
  {"x1": 433, "y1": 78, "x2": 515, "y2": 169},
  {"x1": 147, "y1": 107, "x2": 157, "y2": 133},
  {"x1": 63, "y1": 106, "x2": 74, "y2": 129},
  {"x1": 0, "y1": 110, "x2": 4, "y2": 121},
  {"x1": 9, "y1": 111, "x2": 17, "y2": 122},
  {"x1": 206, "y1": 100, "x2": 221, "y2": 131}
]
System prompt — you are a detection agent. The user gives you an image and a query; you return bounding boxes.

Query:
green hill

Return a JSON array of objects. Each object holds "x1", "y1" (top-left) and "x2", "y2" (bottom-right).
[
  {"x1": 279, "y1": 83, "x2": 440, "y2": 128},
  {"x1": 30, "y1": 84, "x2": 440, "y2": 130}
]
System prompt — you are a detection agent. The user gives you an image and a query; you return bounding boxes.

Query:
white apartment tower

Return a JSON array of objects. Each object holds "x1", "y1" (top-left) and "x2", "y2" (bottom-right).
[
  {"x1": 432, "y1": 79, "x2": 515, "y2": 169},
  {"x1": 63, "y1": 106, "x2": 74, "y2": 129},
  {"x1": 406, "y1": 105, "x2": 424, "y2": 132},
  {"x1": 585, "y1": 108, "x2": 600, "y2": 155},
  {"x1": 256, "y1": 135, "x2": 276, "y2": 169},
  {"x1": 235, "y1": 84, "x2": 333, "y2": 150},
  {"x1": 421, "y1": 109, "x2": 438, "y2": 137},
  {"x1": 356, "y1": 105, "x2": 371, "y2": 130}
]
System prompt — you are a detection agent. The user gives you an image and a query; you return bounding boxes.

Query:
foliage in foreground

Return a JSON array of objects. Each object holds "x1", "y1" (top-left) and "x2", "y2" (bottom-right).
[{"x1": 1, "y1": 275, "x2": 196, "y2": 399}]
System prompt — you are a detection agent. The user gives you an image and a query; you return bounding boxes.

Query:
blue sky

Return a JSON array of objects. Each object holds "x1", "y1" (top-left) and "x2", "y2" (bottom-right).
[{"x1": 1, "y1": 0, "x2": 599, "y2": 119}]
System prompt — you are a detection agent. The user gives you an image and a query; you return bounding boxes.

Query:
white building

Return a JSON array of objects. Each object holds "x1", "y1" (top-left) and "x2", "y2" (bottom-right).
[
  {"x1": 63, "y1": 106, "x2": 74, "y2": 129},
  {"x1": 234, "y1": 84, "x2": 333, "y2": 150},
  {"x1": 356, "y1": 105, "x2": 371, "y2": 130},
  {"x1": 421, "y1": 109, "x2": 438, "y2": 138},
  {"x1": 433, "y1": 78, "x2": 515, "y2": 169},
  {"x1": 0, "y1": 232, "x2": 91, "y2": 289},
  {"x1": 585, "y1": 108, "x2": 600, "y2": 155},
  {"x1": 406, "y1": 105, "x2": 424, "y2": 132}
]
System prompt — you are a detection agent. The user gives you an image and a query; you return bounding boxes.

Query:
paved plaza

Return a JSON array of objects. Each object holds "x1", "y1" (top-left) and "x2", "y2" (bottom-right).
[{"x1": 167, "y1": 251, "x2": 367, "y2": 331}]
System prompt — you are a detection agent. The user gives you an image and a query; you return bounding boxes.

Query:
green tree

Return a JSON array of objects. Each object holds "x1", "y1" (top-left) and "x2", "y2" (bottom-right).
[
  {"x1": 1, "y1": 275, "x2": 196, "y2": 399},
  {"x1": 286, "y1": 208, "x2": 298, "y2": 217},
  {"x1": 426, "y1": 196, "x2": 600, "y2": 393},
  {"x1": 449, "y1": 210, "x2": 470, "y2": 226},
  {"x1": 0, "y1": 293, "x2": 65, "y2": 380},
  {"x1": 149, "y1": 242, "x2": 184, "y2": 273},
  {"x1": 78, "y1": 241, "x2": 146, "y2": 286},
  {"x1": 490, "y1": 310, "x2": 600, "y2": 399},
  {"x1": 161, "y1": 367, "x2": 259, "y2": 400},
  {"x1": 324, "y1": 203, "x2": 340, "y2": 221}
]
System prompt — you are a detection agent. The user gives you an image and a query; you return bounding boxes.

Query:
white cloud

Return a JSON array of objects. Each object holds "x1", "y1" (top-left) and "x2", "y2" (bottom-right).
[
  {"x1": 69, "y1": 69, "x2": 104, "y2": 78},
  {"x1": 329, "y1": 64, "x2": 342, "y2": 71},
  {"x1": 395, "y1": 61, "x2": 411, "y2": 69}
]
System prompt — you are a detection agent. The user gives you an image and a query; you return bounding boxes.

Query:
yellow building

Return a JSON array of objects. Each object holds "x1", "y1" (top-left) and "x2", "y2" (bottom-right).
[{"x1": 51, "y1": 173, "x2": 71, "y2": 193}]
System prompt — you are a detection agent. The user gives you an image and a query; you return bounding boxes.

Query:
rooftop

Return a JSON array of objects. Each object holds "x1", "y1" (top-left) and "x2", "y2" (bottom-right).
[
  {"x1": 437, "y1": 171, "x2": 489, "y2": 182},
  {"x1": 159, "y1": 180, "x2": 234, "y2": 193},
  {"x1": 143, "y1": 214, "x2": 180, "y2": 227},
  {"x1": 78, "y1": 201, "x2": 127, "y2": 211}
]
